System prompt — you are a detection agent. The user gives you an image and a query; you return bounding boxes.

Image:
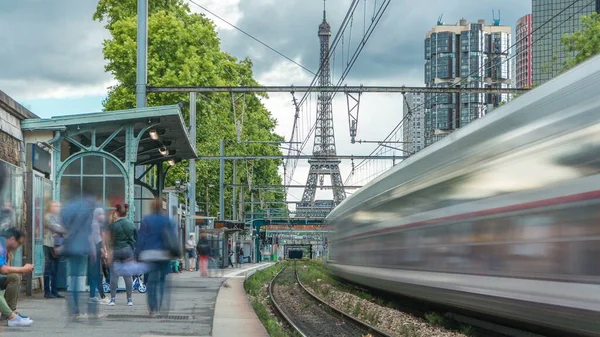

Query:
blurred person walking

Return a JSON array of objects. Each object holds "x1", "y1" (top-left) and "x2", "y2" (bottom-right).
[
  {"x1": 105, "y1": 204, "x2": 135, "y2": 306},
  {"x1": 0, "y1": 201, "x2": 16, "y2": 231},
  {"x1": 43, "y1": 200, "x2": 66, "y2": 299},
  {"x1": 228, "y1": 244, "x2": 234, "y2": 268},
  {"x1": 238, "y1": 246, "x2": 244, "y2": 266},
  {"x1": 59, "y1": 197, "x2": 97, "y2": 319},
  {"x1": 185, "y1": 234, "x2": 196, "y2": 271},
  {"x1": 89, "y1": 208, "x2": 109, "y2": 304},
  {"x1": 0, "y1": 229, "x2": 34, "y2": 327},
  {"x1": 196, "y1": 232, "x2": 210, "y2": 277},
  {"x1": 136, "y1": 198, "x2": 178, "y2": 315}
]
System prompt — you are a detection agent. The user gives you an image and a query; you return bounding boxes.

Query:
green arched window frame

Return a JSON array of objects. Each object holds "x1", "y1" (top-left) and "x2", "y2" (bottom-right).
[{"x1": 57, "y1": 152, "x2": 128, "y2": 209}]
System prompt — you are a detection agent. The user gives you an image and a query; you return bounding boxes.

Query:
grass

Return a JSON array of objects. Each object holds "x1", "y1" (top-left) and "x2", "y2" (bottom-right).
[
  {"x1": 399, "y1": 323, "x2": 420, "y2": 337},
  {"x1": 244, "y1": 261, "x2": 301, "y2": 337},
  {"x1": 425, "y1": 312, "x2": 446, "y2": 326}
]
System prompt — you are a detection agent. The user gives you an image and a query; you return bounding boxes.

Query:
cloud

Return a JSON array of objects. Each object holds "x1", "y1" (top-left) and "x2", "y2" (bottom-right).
[
  {"x1": 200, "y1": 0, "x2": 530, "y2": 84},
  {"x1": 199, "y1": 0, "x2": 530, "y2": 195},
  {"x1": 0, "y1": 79, "x2": 118, "y2": 101},
  {"x1": 0, "y1": 0, "x2": 531, "y2": 196},
  {"x1": 0, "y1": 0, "x2": 110, "y2": 100},
  {"x1": 187, "y1": 0, "x2": 243, "y2": 31}
]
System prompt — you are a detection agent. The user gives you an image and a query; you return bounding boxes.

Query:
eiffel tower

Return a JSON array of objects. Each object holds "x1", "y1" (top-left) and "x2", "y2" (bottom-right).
[{"x1": 297, "y1": 5, "x2": 346, "y2": 218}]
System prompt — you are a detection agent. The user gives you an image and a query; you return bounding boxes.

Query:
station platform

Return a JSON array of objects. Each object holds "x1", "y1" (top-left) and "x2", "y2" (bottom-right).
[{"x1": 0, "y1": 262, "x2": 274, "y2": 336}]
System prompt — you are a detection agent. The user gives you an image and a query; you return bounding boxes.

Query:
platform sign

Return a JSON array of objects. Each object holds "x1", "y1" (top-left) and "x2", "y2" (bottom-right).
[
  {"x1": 195, "y1": 212, "x2": 207, "y2": 226},
  {"x1": 215, "y1": 221, "x2": 225, "y2": 229}
]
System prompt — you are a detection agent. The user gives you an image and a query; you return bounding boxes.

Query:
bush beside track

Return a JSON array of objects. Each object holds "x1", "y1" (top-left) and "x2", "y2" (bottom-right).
[
  {"x1": 244, "y1": 261, "x2": 301, "y2": 337},
  {"x1": 297, "y1": 260, "x2": 471, "y2": 337}
]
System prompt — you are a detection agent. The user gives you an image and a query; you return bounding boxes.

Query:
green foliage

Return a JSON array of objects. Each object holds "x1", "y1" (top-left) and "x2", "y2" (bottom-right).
[
  {"x1": 94, "y1": 0, "x2": 285, "y2": 217},
  {"x1": 460, "y1": 325, "x2": 474, "y2": 335},
  {"x1": 562, "y1": 13, "x2": 600, "y2": 71},
  {"x1": 424, "y1": 312, "x2": 446, "y2": 326}
]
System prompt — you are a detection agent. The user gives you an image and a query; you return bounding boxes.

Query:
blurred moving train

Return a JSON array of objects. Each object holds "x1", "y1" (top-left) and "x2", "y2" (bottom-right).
[{"x1": 327, "y1": 55, "x2": 600, "y2": 336}]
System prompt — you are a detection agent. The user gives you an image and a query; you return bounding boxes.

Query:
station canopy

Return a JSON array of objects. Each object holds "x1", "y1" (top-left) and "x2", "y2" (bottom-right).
[{"x1": 21, "y1": 105, "x2": 196, "y2": 166}]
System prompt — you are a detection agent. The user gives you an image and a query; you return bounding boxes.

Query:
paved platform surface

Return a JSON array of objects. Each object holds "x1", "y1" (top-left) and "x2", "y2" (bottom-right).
[
  {"x1": 0, "y1": 263, "x2": 273, "y2": 337},
  {"x1": 213, "y1": 263, "x2": 274, "y2": 337}
]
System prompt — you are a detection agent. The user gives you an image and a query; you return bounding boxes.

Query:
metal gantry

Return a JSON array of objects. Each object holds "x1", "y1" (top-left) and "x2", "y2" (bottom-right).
[
  {"x1": 147, "y1": 86, "x2": 527, "y2": 94},
  {"x1": 138, "y1": 0, "x2": 533, "y2": 227}
]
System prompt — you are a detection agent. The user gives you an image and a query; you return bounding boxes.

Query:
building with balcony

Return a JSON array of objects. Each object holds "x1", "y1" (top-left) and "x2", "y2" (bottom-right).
[
  {"x1": 424, "y1": 19, "x2": 511, "y2": 146},
  {"x1": 402, "y1": 93, "x2": 425, "y2": 155},
  {"x1": 532, "y1": 0, "x2": 600, "y2": 84},
  {"x1": 516, "y1": 14, "x2": 533, "y2": 88}
]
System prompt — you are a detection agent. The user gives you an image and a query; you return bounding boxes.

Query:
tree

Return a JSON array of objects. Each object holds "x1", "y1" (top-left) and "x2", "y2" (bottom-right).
[
  {"x1": 561, "y1": 12, "x2": 600, "y2": 71},
  {"x1": 94, "y1": 0, "x2": 286, "y2": 219}
]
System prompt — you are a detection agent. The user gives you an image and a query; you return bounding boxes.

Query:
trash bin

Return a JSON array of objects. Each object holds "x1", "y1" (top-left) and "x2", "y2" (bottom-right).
[{"x1": 272, "y1": 254, "x2": 277, "y2": 261}]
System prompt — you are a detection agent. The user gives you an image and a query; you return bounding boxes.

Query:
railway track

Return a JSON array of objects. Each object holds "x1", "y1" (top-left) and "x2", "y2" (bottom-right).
[{"x1": 269, "y1": 262, "x2": 391, "y2": 337}]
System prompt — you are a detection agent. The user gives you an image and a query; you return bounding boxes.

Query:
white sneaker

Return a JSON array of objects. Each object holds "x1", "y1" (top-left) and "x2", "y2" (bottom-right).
[
  {"x1": 8, "y1": 315, "x2": 33, "y2": 327},
  {"x1": 108, "y1": 301, "x2": 116, "y2": 306},
  {"x1": 88, "y1": 297, "x2": 100, "y2": 304},
  {"x1": 127, "y1": 301, "x2": 133, "y2": 306},
  {"x1": 100, "y1": 298, "x2": 111, "y2": 304}
]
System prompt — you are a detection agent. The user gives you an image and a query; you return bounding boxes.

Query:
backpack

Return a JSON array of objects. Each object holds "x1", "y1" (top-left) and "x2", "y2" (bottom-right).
[{"x1": 162, "y1": 219, "x2": 181, "y2": 258}]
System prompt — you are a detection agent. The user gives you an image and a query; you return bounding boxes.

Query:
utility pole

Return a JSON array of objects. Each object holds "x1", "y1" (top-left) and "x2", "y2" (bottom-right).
[
  {"x1": 205, "y1": 185, "x2": 210, "y2": 217},
  {"x1": 232, "y1": 160, "x2": 237, "y2": 221},
  {"x1": 251, "y1": 190, "x2": 255, "y2": 262},
  {"x1": 189, "y1": 92, "x2": 197, "y2": 239},
  {"x1": 239, "y1": 185, "x2": 245, "y2": 222},
  {"x1": 219, "y1": 140, "x2": 225, "y2": 221},
  {"x1": 135, "y1": 0, "x2": 148, "y2": 223},
  {"x1": 136, "y1": 0, "x2": 148, "y2": 108}
]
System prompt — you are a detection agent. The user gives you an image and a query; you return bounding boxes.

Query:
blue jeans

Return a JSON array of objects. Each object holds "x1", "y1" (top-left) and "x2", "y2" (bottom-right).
[
  {"x1": 88, "y1": 243, "x2": 104, "y2": 298},
  {"x1": 67, "y1": 255, "x2": 97, "y2": 316},
  {"x1": 43, "y1": 246, "x2": 59, "y2": 295},
  {"x1": 147, "y1": 261, "x2": 170, "y2": 313}
]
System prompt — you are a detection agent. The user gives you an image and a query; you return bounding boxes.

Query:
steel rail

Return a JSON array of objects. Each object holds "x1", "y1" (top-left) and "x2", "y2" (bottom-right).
[
  {"x1": 294, "y1": 264, "x2": 393, "y2": 337},
  {"x1": 268, "y1": 265, "x2": 308, "y2": 337}
]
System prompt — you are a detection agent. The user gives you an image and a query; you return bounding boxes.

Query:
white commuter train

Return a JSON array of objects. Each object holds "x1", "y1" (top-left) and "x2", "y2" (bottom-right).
[{"x1": 327, "y1": 55, "x2": 600, "y2": 336}]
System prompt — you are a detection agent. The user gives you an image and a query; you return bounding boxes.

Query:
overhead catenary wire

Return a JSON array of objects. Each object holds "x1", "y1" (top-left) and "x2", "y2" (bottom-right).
[
  {"x1": 282, "y1": 0, "x2": 363, "y2": 198},
  {"x1": 349, "y1": 0, "x2": 593, "y2": 178},
  {"x1": 293, "y1": 0, "x2": 391, "y2": 161},
  {"x1": 187, "y1": 0, "x2": 315, "y2": 75}
]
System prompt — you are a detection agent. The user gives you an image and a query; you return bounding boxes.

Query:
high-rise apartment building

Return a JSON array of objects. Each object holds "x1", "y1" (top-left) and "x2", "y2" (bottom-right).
[
  {"x1": 516, "y1": 14, "x2": 533, "y2": 88},
  {"x1": 424, "y1": 19, "x2": 511, "y2": 146},
  {"x1": 532, "y1": 0, "x2": 599, "y2": 85},
  {"x1": 402, "y1": 93, "x2": 425, "y2": 155}
]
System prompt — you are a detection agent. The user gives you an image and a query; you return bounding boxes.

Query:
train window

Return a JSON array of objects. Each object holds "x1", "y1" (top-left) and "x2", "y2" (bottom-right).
[
  {"x1": 424, "y1": 225, "x2": 448, "y2": 246},
  {"x1": 404, "y1": 229, "x2": 421, "y2": 247},
  {"x1": 450, "y1": 222, "x2": 474, "y2": 244},
  {"x1": 473, "y1": 219, "x2": 496, "y2": 243},
  {"x1": 518, "y1": 214, "x2": 553, "y2": 240},
  {"x1": 556, "y1": 203, "x2": 600, "y2": 238},
  {"x1": 387, "y1": 230, "x2": 407, "y2": 248},
  {"x1": 504, "y1": 242, "x2": 559, "y2": 275},
  {"x1": 508, "y1": 242, "x2": 550, "y2": 257}
]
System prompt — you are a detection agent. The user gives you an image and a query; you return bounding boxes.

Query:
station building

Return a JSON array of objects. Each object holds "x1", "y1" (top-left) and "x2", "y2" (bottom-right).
[
  {"x1": 1, "y1": 88, "x2": 199, "y2": 291},
  {"x1": 0, "y1": 90, "x2": 39, "y2": 276}
]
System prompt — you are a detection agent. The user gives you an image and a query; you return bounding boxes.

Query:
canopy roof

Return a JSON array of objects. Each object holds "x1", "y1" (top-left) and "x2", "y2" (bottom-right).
[{"x1": 21, "y1": 105, "x2": 196, "y2": 165}]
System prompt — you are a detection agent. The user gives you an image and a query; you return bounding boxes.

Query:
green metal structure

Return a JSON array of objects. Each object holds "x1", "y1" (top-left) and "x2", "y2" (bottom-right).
[
  {"x1": 247, "y1": 214, "x2": 326, "y2": 262},
  {"x1": 21, "y1": 105, "x2": 196, "y2": 220}
]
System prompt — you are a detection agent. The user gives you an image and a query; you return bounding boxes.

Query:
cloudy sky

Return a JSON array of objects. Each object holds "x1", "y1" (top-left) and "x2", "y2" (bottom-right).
[{"x1": 0, "y1": 0, "x2": 530, "y2": 201}]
